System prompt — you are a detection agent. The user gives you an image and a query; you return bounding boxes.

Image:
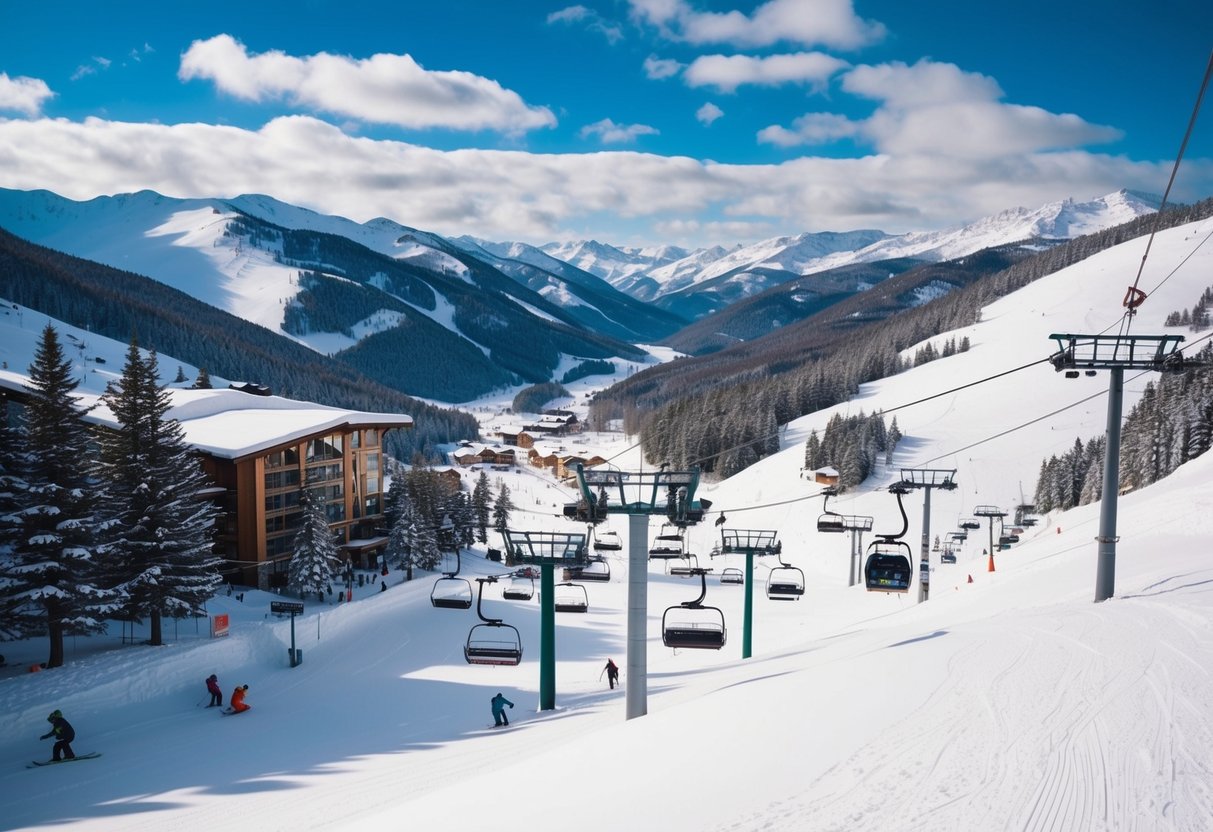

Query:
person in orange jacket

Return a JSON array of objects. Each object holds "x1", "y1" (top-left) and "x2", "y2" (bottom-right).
[{"x1": 229, "y1": 684, "x2": 250, "y2": 713}]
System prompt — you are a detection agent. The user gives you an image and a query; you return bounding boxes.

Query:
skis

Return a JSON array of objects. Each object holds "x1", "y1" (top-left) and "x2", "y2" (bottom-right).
[
  {"x1": 29, "y1": 752, "x2": 101, "y2": 768},
  {"x1": 220, "y1": 707, "x2": 250, "y2": 716}
]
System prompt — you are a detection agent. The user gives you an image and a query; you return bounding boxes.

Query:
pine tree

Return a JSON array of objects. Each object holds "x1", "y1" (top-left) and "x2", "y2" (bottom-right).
[
  {"x1": 289, "y1": 487, "x2": 342, "y2": 599},
  {"x1": 492, "y1": 483, "x2": 514, "y2": 537},
  {"x1": 385, "y1": 501, "x2": 414, "y2": 580},
  {"x1": 192, "y1": 367, "x2": 212, "y2": 389},
  {"x1": 472, "y1": 472, "x2": 491, "y2": 543},
  {"x1": 0, "y1": 325, "x2": 113, "y2": 666},
  {"x1": 96, "y1": 339, "x2": 222, "y2": 647}
]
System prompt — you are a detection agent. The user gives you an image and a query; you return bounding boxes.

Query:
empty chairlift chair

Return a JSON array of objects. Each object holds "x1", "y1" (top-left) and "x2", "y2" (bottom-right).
[
  {"x1": 464, "y1": 576, "x2": 523, "y2": 666},
  {"x1": 553, "y1": 581, "x2": 589, "y2": 613},
  {"x1": 663, "y1": 568, "x2": 726, "y2": 650},
  {"x1": 574, "y1": 557, "x2": 611, "y2": 582},
  {"x1": 720, "y1": 567, "x2": 745, "y2": 585},
  {"x1": 648, "y1": 523, "x2": 687, "y2": 560},
  {"x1": 766, "y1": 553, "x2": 805, "y2": 600},
  {"x1": 430, "y1": 549, "x2": 473, "y2": 609},
  {"x1": 667, "y1": 553, "x2": 700, "y2": 577},
  {"x1": 817, "y1": 486, "x2": 847, "y2": 533},
  {"x1": 593, "y1": 529, "x2": 623, "y2": 552},
  {"x1": 502, "y1": 573, "x2": 536, "y2": 601}
]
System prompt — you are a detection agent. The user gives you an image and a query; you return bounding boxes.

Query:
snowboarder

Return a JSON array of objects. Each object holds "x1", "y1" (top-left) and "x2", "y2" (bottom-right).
[
  {"x1": 40, "y1": 710, "x2": 76, "y2": 761},
  {"x1": 205, "y1": 674, "x2": 223, "y2": 708},
  {"x1": 603, "y1": 658, "x2": 619, "y2": 690},
  {"x1": 490, "y1": 692, "x2": 514, "y2": 726},
  {"x1": 229, "y1": 684, "x2": 250, "y2": 714}
]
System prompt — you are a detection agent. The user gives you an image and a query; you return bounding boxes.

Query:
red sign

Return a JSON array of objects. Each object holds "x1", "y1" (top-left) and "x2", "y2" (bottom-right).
[{"x1": 211, "y1": 613, "x2": 230, "y2": 639}]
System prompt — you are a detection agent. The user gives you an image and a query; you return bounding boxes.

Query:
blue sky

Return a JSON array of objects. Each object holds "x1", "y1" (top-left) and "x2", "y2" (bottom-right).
[{"x1": 0, "y1": 0, "x2": 1210, "y2": 248}]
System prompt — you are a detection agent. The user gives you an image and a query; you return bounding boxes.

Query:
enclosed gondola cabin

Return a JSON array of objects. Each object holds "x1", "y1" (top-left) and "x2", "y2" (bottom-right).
[{"x1": 864, "y1": 541, "x2": 913, "y2": 593}]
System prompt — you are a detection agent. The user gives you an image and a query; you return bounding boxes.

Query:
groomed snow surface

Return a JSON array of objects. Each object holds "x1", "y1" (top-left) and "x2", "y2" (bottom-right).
[{"x1": 2, "y1": 218, "x2": 1213, "y2": 831}]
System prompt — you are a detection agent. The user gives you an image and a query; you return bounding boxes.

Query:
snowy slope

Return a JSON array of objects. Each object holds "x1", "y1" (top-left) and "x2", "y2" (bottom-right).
[{"x1": 0, "y1": 215, "x2": 1211, "y2": 831}]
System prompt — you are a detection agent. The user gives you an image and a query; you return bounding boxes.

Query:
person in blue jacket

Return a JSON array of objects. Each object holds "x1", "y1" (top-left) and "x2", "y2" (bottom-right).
[{"x1": 490, "y1": 692, "x2": 514, "y2": 726}]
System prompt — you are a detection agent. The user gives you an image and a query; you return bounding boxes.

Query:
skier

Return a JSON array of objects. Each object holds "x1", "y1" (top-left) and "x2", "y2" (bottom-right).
[
  {"x1": 40, "y1": 710, "x2": 76, "y2": 761},
  {"x1": 229, "y1": 684, "x2": 251, "y2": 714},
  {"x1": 490, "y1": 692, "x2": 514, "y2": 726},
  {"x1": 603, "y1": 658, "x2": 620, "y2": 690},
  {"x1": 205, "y1": 674, "x2": 223, "y2": 708}
]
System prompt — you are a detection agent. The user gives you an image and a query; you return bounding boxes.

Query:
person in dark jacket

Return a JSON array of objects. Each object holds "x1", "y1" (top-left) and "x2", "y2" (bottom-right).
[
  {"x1": 206, "y1": 674, "x2": 223, "y2": 707},
  {"x1": 603, "y1": 658, "x2": 620, "y2": 689},
  {"x1": 490, "y1": 692, "x2": 514, "y2": 726},
  {"x1": 40, "y1": 710, "x2": 76, "y2": 761}
]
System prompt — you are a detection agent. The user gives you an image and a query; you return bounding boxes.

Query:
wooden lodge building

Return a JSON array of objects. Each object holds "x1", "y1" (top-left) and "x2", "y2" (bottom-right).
[{"x1": 0, "y1": 375, "x2": 413, "y2": 589}]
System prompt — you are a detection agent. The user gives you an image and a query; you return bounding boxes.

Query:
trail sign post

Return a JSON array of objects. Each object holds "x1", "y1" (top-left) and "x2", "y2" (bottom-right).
[{"x1": 271, "y1": 601, "x2": 304, "y2": 666}]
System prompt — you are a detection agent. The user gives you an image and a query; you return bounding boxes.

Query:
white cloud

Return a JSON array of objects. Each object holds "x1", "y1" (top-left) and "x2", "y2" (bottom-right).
[
  {"x1": 0, "y1": 72, "x2": 54, "y2": 116},
  {"x1": 644, "y1": 55, "x2": 684, "y2": 80},
  {"x1": 0, "y1": 114, "x2": 1199, "y2": 249},
  {"x1": 580, "y1": 118, "x2": 660, "y2": 143},
  {"x1": 547, "y1": 5, "x2": 624, "y2": 43},
  {"x1": 684, "y1": 52, "x2": 849, "y2": 93},
  {"x1": 629, "y1": 0, "x2": 884, "y2": 49},
  {"x1": 71, "y1": 56, "x2": 112, "y2": 82},
  {"x1": 696, "y1": 102, "x2": 724, "y2": 125},
  {"x1": 762, "y1": 60, "x2": 1122, "y2": 159},
  {"x1": 178, "y1": 34, "x2": 556, "y2": 133}
]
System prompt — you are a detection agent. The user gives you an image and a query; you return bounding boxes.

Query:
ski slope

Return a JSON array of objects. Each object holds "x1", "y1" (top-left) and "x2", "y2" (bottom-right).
[{"x1": 0, "y1": 217, "x2": 1212, "y2": 831}]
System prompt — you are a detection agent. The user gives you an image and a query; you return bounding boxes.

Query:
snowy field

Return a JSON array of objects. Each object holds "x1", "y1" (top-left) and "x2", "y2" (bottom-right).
[{"x1": 1, "y1": 217, "x2": 1212, "y2": 830}]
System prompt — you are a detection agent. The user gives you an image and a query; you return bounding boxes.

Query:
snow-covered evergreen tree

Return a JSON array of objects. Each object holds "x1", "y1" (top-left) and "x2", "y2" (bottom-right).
[
  {"x1": 492, "y1": 483, "x2": 514, "y2": 537},
  {"x1": 0, "y1": 325, "x2": 113, "y2": 666},
  {"x1": 472, "y1": 472, "x2": 491, "y2": 544},
  {"x1": 289, "y1": 487, "x2": 342, "y2": 598},
  {"x1": 96, "y1": 339, "x2": 221, "y2": 647}
]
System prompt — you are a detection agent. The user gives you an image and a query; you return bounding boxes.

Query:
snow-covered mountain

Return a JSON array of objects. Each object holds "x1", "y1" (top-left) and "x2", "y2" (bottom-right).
[
  {"x1": 0, "y1": 188, "x2": 675, "y2": 402},
  {"x1": 529, "y1": 191, "x2": 1159, "y2": 318}
]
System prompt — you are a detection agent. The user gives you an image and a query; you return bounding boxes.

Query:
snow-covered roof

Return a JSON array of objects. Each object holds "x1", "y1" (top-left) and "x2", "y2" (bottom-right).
[{"x1": 0, "y1": 372, "x2": 413, "y2": 461}]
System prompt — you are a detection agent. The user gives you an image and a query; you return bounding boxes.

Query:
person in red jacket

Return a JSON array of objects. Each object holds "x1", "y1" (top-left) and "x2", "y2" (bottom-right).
[
  {"x1": 205, "y1": 674, "x2": 223, "y2": 708},
  {"x1": 230, "y1": 684, "x2": 250, "y2": 713}
]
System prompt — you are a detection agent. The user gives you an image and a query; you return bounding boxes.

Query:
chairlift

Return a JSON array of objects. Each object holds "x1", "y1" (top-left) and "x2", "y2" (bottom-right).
[
  {"x1": 960, "y1": 518, "x2": 981, "y2": 531},
  {"x1": 940, "y1": 546, "x2": 957, "y2": 565},
  {"x1": 648, "y1": 523, "x2": 687, "y2": 559},
  {"x1": 593, "y1": 528, "x2": 622, "y2": 552},
  {"x1": 553, "y1": 581, "x2": 589, "y2": 613},
  {"x1": 817, "y1": 486, "x2": 847, "y2": 533},
  {"x1": 864, "y1": 484, "x2": 913, "y2": 594},
  {"x1": 502, "y1": 574, "x2": 535, "y2": 601},
  {"x1": 766, "y1": 551, "x2": 805, "y2": 600},
  {"x1": 662, "y1": 569, "x2": 726, "y2": 650},
  {"x1": 720, "y1": 567, "x2": 744, "y2": 585},
  {"x1": 430, "y1": 549, "x2": 473, "y2": 609},
  {"x1": 667, "y1": 553, "x2": 700, "y2": 577},
  {"x1": 573, "y1": 557, "x2": 611, "y2": 583},
  {"x1": 864, "y1": 541, "x2": 914, "y2": 593},
  {"x1": 464, "y1": 577, "x2": 523, "y2": 666}
]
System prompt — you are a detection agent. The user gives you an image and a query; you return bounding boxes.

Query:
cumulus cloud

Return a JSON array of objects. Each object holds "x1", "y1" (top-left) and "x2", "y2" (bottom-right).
[
  {"x1": 0, "y1": 114, "x2": 1195, "y2": 248},
  {"x1": 644, "y1": 55, "x2": 684, "y2": 80},
  {"x1": 547, "y1": 5, "x2": 624, "y2": 43},
  {"x1": 178, "y1": 34, "x2": 556, "y2": 132},
  {"x1": 629, "y1": 0, "x2": 884, "y2": 49},
  {"x1": 580, "y1": 118, "x2": 660, "y2": 143},
  {"x1": 684, "y1": 52, "x2": 848, "y2": 93},
  {"x1": 0, "y1": 73, "x2": 54, "y2": 116},
  {"x1": 761, "y1": 60, "x2": 1122, "y2": 159},
  {"x1": 696, "y1": 102, "x2": 724, "y2": 126}
]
